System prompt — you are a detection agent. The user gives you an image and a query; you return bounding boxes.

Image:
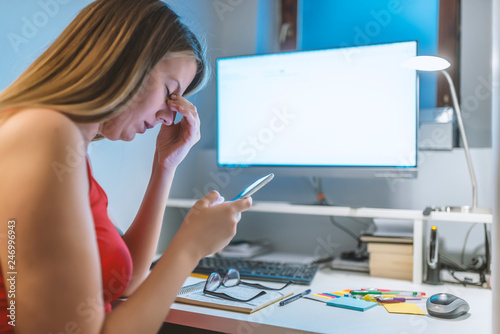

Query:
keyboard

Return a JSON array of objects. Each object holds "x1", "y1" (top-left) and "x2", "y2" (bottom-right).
[{"x1": 193, "y1": 257, "x2": 319, "y2": 285}]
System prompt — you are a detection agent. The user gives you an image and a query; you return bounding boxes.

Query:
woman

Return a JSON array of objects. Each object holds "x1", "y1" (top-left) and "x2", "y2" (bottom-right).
[{"x1": 0, "y1": 0, "x2": 252, "y2": 333}]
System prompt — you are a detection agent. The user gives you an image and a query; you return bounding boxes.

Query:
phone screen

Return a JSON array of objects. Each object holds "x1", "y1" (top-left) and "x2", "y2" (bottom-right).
[{"x1": 232, "y1": 173, "x2": 274, "y2": 200}]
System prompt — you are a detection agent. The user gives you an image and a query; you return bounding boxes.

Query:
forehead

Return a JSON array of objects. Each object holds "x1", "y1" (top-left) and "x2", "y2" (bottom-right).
[{"x1": 153, "y1": 56, "x2": 198, "y2": 94}]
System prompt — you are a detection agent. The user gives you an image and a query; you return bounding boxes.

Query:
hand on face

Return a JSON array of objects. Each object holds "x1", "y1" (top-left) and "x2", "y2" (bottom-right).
[{"x1": 155, "y1": 93, "x2": 200, "y2": 169}]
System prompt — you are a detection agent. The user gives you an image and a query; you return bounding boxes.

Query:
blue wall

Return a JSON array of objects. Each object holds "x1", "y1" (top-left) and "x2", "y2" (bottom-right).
[
  {"x1": 299, "y1": 0, "x2": 440, "y2": 109},
  {"x1": 0, "y1": 0, "x2": 93, "y2": 91}
]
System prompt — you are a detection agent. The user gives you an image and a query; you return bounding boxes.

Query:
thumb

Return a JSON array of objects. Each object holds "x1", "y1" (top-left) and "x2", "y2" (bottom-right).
[
  {"x1": 198, "y1": 190, "x2": 222, "y2": 207},
  {"x1": 230, "y1": 196, "x2": 253, "y2": 213}
]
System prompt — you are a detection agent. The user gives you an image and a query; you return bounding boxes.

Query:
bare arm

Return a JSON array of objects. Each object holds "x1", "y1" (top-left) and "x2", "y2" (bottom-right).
[
  {"x1": 105, "y1": 193, "x2": 252, "y2": 333},
  {"x1": 0, "y1": 109, "x2": 252, "y2": 334},
  {"x1": 121, "y1": 94, "x2": 201, "y2": 293},
  {"x1": 121, "y1": 155, "x2": 175, "y2": 294}
]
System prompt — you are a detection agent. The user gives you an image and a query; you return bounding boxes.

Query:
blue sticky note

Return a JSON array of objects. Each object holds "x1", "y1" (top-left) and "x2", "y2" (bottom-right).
[{"x1": 326, "y1": 297, "x2": 377, "y2": 311}]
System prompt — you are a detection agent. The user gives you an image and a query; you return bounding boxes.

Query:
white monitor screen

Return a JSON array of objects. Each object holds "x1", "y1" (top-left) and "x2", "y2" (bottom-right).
[{"x1": 217, "y1": 41, "x2": 418, "y2": 169}]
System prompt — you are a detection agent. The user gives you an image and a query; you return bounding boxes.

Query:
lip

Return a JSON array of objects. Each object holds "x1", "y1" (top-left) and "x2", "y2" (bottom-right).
[{"x1": 140, "y1": 121, "x2": 154, "y2": 134}]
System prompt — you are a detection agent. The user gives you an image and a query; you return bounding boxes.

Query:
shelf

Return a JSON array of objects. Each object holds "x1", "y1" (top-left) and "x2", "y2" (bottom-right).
[
  {"x1": 166, "y1": 199, "x2": 492, "y2": 224},
  {"x1": 166, "y1": 198, "x2": 492, "y2": 285}
]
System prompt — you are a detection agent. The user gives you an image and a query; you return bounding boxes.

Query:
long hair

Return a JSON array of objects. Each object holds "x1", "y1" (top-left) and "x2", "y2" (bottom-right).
[{"x1": 0, "y1": 0, "x2": 209, "y2": 125}]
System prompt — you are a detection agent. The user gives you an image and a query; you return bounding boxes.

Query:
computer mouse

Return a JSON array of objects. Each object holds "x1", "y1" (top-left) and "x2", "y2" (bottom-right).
[{"x1": 426, "y1": 293, "x2": 470, "y2": 319}]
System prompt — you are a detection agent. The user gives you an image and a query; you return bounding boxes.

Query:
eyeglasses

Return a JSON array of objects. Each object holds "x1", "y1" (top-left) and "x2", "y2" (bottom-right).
[{"x1": 203, "y1": 268, "x2": 294, "y2": 303}]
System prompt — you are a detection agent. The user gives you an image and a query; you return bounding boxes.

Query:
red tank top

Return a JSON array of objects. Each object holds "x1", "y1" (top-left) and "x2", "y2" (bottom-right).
[{"x1": 0, "y1": 159, "x2": 133, "y2": 333}]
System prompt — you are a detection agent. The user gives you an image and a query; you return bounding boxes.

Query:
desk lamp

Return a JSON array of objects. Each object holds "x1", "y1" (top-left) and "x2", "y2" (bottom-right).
[
  {"x1": 404, "y1": 56, "x2": 491, "y2": 281},
  {"x1": 403, "y1": 56, "x2": 489, "y2": 214}
]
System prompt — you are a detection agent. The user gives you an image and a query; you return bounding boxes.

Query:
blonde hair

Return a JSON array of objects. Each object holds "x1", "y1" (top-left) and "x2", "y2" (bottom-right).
[{"x1": 0, "y1": 0, "x2": 209, "y2": 125}]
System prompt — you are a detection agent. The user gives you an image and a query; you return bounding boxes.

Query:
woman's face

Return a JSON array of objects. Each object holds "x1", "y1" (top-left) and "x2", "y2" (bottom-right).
[{"x1": 100, "y1": 56, "x2": 198, "y2": 141}]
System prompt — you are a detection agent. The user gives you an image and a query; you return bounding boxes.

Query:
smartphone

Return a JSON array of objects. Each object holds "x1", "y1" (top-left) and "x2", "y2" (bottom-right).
[{"x1": 232, "y1": 173, "x2": 274, "y2": 200}]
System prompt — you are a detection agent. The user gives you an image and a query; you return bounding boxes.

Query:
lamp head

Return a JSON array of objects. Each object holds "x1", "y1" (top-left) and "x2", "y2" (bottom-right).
[{"x1": 402, "y1": 56, "x2": 451, "y2": 71}]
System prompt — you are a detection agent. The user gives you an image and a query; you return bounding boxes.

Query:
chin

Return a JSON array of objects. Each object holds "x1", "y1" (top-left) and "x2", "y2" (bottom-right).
[
  {"x1": 121, "y1": 133, "x2": 136, "y2": 141},
  {"x1": 102, "y1": 130, "x2": 135, "y2": 142}
]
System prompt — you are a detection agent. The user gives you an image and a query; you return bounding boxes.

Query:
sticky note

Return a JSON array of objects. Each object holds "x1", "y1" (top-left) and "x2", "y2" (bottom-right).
[
  {"x1": 383, "y1": 303, "x2": 426, "y2": 315},
  {"x1": 322, "y1": 292, "x2": 343, "y2": 298},
  {"x1": 306, "y1": 295, "x2": 331, "y2": 303},
  {"x1": 314, "y1": 293, "x2": 334, "y2": 299},
  {"x1": 335, "y1": 289, "x2": 352, "y2": 295},
  {"x1": 326, "y1": 297, "x2": 378, "y2": 311}
]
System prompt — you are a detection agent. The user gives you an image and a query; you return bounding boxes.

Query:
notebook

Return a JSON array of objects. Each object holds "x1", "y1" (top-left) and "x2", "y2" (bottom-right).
[{"x1": 176, "y1": 280, "x2": 294, "y2": 314}]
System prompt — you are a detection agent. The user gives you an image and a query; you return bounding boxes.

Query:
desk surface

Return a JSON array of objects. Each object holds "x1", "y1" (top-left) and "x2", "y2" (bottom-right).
[{"x1": 166, "y1": 268, "x2": 491, "y2": 334}]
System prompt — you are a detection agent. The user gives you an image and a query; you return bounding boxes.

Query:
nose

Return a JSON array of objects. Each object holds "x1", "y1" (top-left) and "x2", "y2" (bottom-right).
[{"x1": 156, "y1": 102, "x2": 174, "y2": 126}]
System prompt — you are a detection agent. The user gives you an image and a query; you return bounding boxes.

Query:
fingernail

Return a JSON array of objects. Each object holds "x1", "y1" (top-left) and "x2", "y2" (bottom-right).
[{"x1": 170, "y1": 94, "x2": 177, "y2": 99}]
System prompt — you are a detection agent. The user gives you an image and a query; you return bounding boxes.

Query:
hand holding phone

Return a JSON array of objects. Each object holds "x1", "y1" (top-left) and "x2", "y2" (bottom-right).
[{"x1": 232, "y1": 173, "x2": 274, "y2": 201}]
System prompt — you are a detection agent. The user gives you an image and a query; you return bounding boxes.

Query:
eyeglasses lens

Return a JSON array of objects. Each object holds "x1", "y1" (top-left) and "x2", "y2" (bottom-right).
[
  {"x1": 223, "y1": 269, "x2": 240, "y2": 287},
  {"x1": 205, "y1": 273, "x2": 221, "y2": 292}
]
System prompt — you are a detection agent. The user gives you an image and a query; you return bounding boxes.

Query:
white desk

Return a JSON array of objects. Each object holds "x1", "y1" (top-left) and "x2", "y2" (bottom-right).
[
  {"x1": 166, "y1": 199, "x2": 493, "y2": 284},
  {"x1": 166, "y1": 268, "x2": 491, "y2": 334}
]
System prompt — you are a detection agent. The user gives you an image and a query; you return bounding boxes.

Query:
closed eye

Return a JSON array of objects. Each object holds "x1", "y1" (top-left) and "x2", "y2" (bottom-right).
[{"x1": 165, "y1": 86, "x2": 171, "y2": 99}]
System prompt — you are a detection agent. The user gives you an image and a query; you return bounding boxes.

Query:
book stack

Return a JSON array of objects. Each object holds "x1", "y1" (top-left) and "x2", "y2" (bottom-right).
[{"x1": 360, "y1": 219, "x2": 414, "y2": 281}]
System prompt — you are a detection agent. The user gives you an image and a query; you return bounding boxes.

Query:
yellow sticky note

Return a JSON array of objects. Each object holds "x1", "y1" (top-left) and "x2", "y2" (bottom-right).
[{"x1": 383, "y1": 303, "x2": 426, "y2": 315}]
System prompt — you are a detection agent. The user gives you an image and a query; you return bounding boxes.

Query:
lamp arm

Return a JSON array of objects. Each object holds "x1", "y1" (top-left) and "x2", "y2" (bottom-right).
[{"x1": 441, "y1": 70, "x2": 478, "y2": 208}]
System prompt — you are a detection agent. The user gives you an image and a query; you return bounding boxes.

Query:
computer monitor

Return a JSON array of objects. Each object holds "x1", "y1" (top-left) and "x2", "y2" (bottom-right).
[{"x1": 216, "y1": 41, "x2": 418, "y2": 179}]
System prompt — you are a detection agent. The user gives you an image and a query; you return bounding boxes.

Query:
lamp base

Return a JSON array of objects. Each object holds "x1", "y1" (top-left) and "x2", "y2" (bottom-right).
[{"x1": 444, "y1": 206, "x2": 492, "y2": 214}]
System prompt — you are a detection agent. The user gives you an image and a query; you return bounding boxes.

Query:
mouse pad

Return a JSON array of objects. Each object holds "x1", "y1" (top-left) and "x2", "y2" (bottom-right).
[{"x1": 383, "y1": 303, "x2": 426, "y2": 315}]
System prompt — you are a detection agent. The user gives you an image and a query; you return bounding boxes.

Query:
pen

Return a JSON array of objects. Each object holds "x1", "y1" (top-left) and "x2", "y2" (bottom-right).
[
  {"x1": 190, "y1": 273, "x2": 209, "y2": 279},
  {"x1": 279, "y1": 289, "x2": 311, "y2": 306},
  {"x1": 351, "y1": 291, "x2": 384, "y2": 295},
  {"x1": 353, "y1": 290, "x2": 425, "y2": 297},
  {"x1": 391, "y1": 291, "x2": 426, "y2": 297},
  {"x1": 375, "y1": 297, "x2": 406, "y2": 303}
]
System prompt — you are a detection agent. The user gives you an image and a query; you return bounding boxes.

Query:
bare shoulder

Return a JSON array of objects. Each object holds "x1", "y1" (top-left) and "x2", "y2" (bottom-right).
[
  {"x1": 0, "y1": 107, "x2": 89, "y2": 205},
  {"x1": 0, "y1": 108, "x2": 84, "y2": 150},
  {"x1": 0, "y1": 108, "x2": 87, "y2": 174}
]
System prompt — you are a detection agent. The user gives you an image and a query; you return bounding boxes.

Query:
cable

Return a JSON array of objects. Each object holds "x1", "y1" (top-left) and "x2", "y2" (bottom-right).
[
  {"x1": 328, "y1": 215, "x2": 359, "y2": 241},
  {"x1": 305, "y1": 177, "x2": 371, "y2": 228},
  {"x1": 439, "y1": 249, "x2": 488, "y2": 287},
  {"x1": 460, "y1": 224, "x2": 477, "y2": 264},
  {"x1": 439, "y1": 251, "x2": 469, "y2": 271},
  {"x1": 305, "y1": 177, "x2": 360, "y2": 242},
  {"x1": 483, "y1": 223, "x2": 491, "y2": 273},
  {"x1": 459, "y1": 223, "x2": 491, "y2": 276},
  {"x1": 447, "y1": 269, "x2": 484, "y2": 287}
]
